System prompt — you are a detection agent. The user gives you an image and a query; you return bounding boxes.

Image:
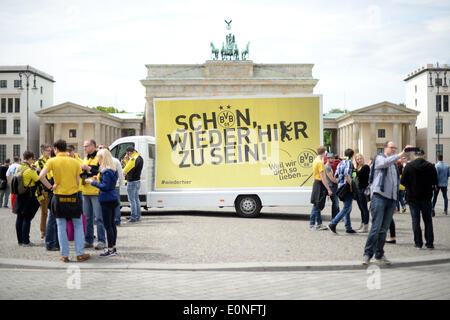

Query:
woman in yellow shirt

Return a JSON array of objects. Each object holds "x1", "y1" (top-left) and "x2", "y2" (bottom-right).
[{"x1": 13, "y1": 151, "x2": 41, "y2": 246}]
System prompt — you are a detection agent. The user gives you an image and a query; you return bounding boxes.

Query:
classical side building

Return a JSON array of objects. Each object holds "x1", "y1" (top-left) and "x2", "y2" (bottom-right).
[
  {"x1": 36, "y1": 102, "x2": 143, "y2": 157},
  {"x1": 0, "y1": 65, "x2": 54, "y2": 162},
  {"x1": 324, "y1": 102, "x2": 419, "y2": 162},
  {"x1": 404, "y1": 63, "x2": 450, "y2": 163}
]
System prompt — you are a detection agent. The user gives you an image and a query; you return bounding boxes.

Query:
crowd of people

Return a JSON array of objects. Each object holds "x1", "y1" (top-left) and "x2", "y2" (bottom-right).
[
  {"x1": 0, "y1": 137, "x2": 449, "y2": 265},
  {"x1": 0, "y1": 139, "x2": 143, "y2": 262},
  {"x1": 309, "y1": 141, "x2": 449, "y2": 265}
]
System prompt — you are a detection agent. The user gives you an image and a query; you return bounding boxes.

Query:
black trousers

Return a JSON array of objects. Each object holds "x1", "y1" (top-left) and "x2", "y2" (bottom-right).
[
  {"x1": 101, "y1": 201, "x2": 118, "y2": 248},
  {"x1": 389, "y1": 218, "x2": 396, "y2": 238}
]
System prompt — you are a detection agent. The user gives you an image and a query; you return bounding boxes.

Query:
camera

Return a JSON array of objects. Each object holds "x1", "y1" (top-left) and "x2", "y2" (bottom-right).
[{"x1": 81, "y1": 171, "x2": 88, "y2": 185}]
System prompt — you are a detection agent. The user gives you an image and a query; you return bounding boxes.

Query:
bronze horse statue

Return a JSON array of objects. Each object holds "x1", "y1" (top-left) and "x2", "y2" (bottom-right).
[
  {"x1": 210, "y1": 42, "x2": 219, "y2": 60},
  {"x1": 241, "y1": 42, "x2": 250, "y2": 60}
]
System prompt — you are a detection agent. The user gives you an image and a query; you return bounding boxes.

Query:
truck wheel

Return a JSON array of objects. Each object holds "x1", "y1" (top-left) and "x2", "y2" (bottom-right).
[{"x1": 235, "y1": 195, "x2": 262, "y2": 218}]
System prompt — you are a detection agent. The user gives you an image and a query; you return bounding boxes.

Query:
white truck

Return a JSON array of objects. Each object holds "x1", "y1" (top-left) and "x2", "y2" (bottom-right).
[{"x1": 110, "y1": 95, "x2": 323, "y2": 217}]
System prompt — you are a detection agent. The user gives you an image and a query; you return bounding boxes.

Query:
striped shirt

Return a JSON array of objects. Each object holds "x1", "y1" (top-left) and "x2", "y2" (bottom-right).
[{"x1": 334, "y1": 158, "x2": 353, "y2": 189}]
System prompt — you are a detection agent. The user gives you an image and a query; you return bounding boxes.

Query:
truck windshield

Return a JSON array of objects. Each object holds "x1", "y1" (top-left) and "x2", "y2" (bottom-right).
[{"x1": 110, "y1": 142, "x2": 135, "y2": 163}]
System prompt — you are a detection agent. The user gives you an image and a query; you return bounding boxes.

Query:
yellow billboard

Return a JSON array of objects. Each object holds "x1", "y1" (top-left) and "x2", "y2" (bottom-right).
[{"x1": 154, "y1": 96, "x2": 321, "y2": 189}]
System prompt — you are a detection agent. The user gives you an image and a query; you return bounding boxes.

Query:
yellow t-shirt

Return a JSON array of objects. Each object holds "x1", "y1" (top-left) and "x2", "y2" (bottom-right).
[
  {"x1": 80, "y1": 153, "x2": 100, "y2": 196},
  {"x1": 313, "y1": 156, "x2": 325, "y2": 181},
  {"x1": 44, "y1": 152, "x2": 82, "y2": 195},
  {"x1": 18, "y1": 164, "x2": 40, "y2": 187}
]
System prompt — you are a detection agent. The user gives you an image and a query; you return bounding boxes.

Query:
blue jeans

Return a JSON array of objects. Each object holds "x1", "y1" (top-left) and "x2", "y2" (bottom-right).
[
  {"x1": 309, "y1": 205, "x2": 323, "y2": 226},
  {"x1": 56, "y1": 217, "x2": 85, "y2": 257},
  {"x1": 330, "y1": 184, "x2": 340, "y2": 219},
  {"x1": 432, "y1": 187, "x2": 448, "y2": 212},
  {"x1": 127, "y1": 181, "x2": 141, "y2": 222},
  {"x1": 331, "y1": 193, "x2": 353, "y2": 230},
  {"x1": 15, "y1": 214, "x2": 33, "y2": 245},
  {"x1": 83, "y1": 195, "x2": 106, "y2": 244},
  {"x1": 45, "y1": 209, "x2": 59, "y2": 248},
  {"x1": 409, "y1": 201, "x2": 434, "y2": 248},
  {"x1": 364, "y1": 193, "x2": 396, "y2": 259},
  {"x1": 356, "y1": 188, "x2": 370, "y2": 225},
  {"x1": 397, "y1": 190, "x2": 406, "y2": 210},
  {"x1": 0, "y1": 185, "x2": 10, "y2": 207},
  {"x1": 114, "y1": 188, "x2": 121, "y2": 226}
]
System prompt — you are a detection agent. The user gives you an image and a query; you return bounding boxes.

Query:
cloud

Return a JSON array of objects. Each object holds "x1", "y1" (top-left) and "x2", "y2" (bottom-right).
[{"x1": 1, "y1": 0, "x2": 449, "y2": 113}]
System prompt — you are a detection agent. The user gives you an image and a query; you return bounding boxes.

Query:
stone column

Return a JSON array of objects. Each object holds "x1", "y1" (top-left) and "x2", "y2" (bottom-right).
[
  {"x1": 78, "y1": 122, "x2": 84, "y2": 155},
  {"x1": 345, "y1": 125, "x2": 350, "y2": 151},
  {"x1": 409, "y1": 122, "x2": 416, "y2": 146},
  {"x1": 343, "y1": 126, "x2": 347, "y2": 151},
  {"x1": 393, "y1": 123, "x2": 399, "y2": 149},
  {"x1": 336, "y1": 128, "x2": 340, "y2": 156},
  {"x1": 39, "y1": 123, "x2": 46, "y2": 146},
  {"x1": 370, "y1": 122, "x2": 376, "y2": 157},
  {"x1": 95, "y1": 122, "x2": 101, "y2": 144},
  {"x1": 105, "y1": 125, "x2": 109, "y2": 145},
  {"x1": 104, "y1": 125, "x2": 108, "y2": 145},
  {"x1": 145, "y1": 99, "x2": 154, "y2": 136},
  {"x1": 108, "y1": 126, "x2": 113, "y2": 145},
  {"x1": 353, "y1": 123, "x2": 359, "y2": 153},
  {"x1": 55, "y1": 122, "x2": 62, "y2": 140}
]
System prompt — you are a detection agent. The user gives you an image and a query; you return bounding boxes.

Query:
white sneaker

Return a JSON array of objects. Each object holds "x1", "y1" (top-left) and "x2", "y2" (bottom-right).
[
  {"x1": 360, "y1": 224, "x2": 369, "y2": 233},
  {"x1": 309, "y1": 225, "x2": 317, "y2": 231},
  {"x1": 362, "y1": 255, "x2": 371, "y2": 265},
  {"x1": 317, "y1": 224, "x2": 328, "y2": 231},
  {"x1": 375, "y1": 256, "x2": 392, "y2": 265}
]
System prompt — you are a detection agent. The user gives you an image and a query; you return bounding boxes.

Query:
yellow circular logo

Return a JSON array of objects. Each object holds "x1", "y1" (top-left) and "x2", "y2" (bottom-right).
[
  {"x1": 218, "y1": 110, "x2": 235, "y2": 128},
  {"x1": 297, "y1": 149, "x2": 317, "y2": 169}
]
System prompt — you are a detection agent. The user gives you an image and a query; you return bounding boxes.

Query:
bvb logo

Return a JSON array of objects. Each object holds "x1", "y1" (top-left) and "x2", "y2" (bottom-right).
[
  {"x1": 218, "y1": 105, "x2": 235, "y2": 128},
  {"x1": 297, "y1": 148, "x2": 317, "y2": 169}
]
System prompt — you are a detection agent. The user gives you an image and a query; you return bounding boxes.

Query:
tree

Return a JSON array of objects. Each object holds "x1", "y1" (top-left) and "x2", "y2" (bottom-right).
[
  {"x1": 324, "y1": 130, "x2": 332, "y2": 150},
  {"x1": 329, "y1": 108, "x2": 347, "y2": 114},
  {"x1": 93, "y1": 106, "x2": 126, "y2": 113}
]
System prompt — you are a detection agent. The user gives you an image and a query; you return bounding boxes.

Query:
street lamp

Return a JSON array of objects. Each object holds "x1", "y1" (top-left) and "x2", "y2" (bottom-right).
[
  {"x1": 428, "y1": 62, "x2": 448, "y2": 161},
  {"x1": 18, "y1": 65, "x2": 38, "y2": 152}
]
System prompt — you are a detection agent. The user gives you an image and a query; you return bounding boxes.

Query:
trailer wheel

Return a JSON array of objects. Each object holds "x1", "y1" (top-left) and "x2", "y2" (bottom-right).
[{"x1": 235, "y1": 195, "x2": 262, "y2": 218}]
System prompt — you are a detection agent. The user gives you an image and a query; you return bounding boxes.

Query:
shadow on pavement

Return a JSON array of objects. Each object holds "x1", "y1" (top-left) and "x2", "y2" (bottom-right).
[{"x1": 125, "y1": 210, "x2": 311, "y2": 221}]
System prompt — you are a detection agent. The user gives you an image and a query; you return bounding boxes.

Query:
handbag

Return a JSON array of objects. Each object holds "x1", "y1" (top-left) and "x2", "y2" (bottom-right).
[
  {"x1": 336, "y1": 183, "x2": 350, "y2": 201},
  {"x1": 66, "y1": 214, "x2": 87, "y2": 241},
  {"x1": 364, "y1": 185, "x2": 371, "y2": 201}
]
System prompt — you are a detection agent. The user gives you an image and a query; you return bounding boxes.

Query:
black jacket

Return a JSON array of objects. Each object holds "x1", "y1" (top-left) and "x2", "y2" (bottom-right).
[
  {"x1": 401, "y1": 158, "x2": 438, "y2": 203},
  {"x1": 310, "y1": 179, "x2": 327, "y2": 210},
  {"x1": 126, "y1": 155, "x2": 143, "y2": 182}
]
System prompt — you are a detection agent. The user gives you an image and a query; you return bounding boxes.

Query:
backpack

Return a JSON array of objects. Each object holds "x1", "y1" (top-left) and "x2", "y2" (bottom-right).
[{"x1": 10, "y1": 167, "x2": 32, "y2": 195}]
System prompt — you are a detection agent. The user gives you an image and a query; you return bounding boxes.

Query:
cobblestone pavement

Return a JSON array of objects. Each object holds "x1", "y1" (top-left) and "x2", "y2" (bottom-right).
[
  {"x1": 1, "y1": 197, "x2": 449, "y2": 264},
  {"x1": 1, "y1": 263, "x2": 449, "y2": 300}
]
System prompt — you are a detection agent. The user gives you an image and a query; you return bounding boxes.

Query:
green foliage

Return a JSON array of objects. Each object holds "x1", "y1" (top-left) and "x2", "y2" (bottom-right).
[
  {"x1": 324, "y1": 130, "x2": 332, "y2": 150},
  {"x1": 93, "y1": 106, "x2": 126, "y2": 113},
  {"x1": 329, "y1": 108, "x2": 347, "y2": 114}
]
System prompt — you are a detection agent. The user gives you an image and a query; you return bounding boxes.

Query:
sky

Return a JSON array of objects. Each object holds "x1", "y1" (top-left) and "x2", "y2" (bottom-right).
[{"x1": 1, "y1": 0, "x2": 449, "y2": 113}]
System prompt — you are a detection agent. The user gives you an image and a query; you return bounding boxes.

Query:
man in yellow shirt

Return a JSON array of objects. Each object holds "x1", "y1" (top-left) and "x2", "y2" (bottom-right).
[
  {"x1": 123, "y1": 146, "x2": 143, "y2": 223},
  {"x1": 39, "y1": 139, "x2": 90, "y2": 263},
  {"x1": 13, "y1": 151, "x2": 41, "y2": 246},
  {"x1": 35, "y1": 143, "x2": 52, "y2": 240},
  {"x1": 80, "y1": 139, "x2": 106, "y2": 250},
  {"x1": 309, "y1": 146, "x2": 332, "y2": 230}
]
